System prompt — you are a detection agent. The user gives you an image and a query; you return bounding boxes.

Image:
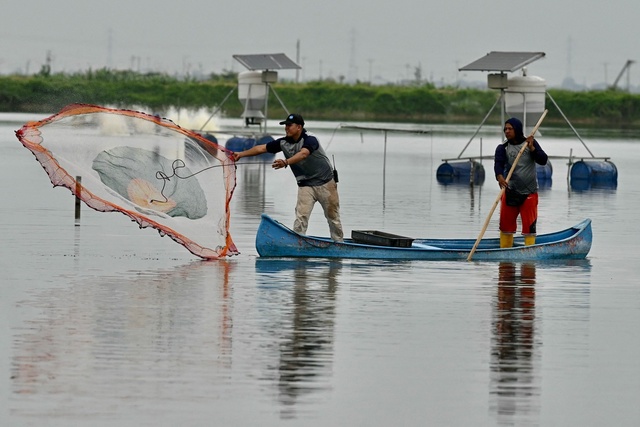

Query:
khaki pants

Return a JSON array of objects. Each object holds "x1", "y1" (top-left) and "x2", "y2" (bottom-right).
[{"x1": 293, "y1": 179, "x2": 343, "y2": 242}]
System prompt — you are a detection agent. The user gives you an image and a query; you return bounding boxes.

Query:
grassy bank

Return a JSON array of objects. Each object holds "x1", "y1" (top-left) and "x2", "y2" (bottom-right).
[{"x1": 2, "y1": 69, "x2": 640, "y2": 129}]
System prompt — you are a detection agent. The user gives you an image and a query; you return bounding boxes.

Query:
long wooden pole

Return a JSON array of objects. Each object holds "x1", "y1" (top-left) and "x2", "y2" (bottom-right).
[{"x1": 467, "y1": 109, "x2": 548, "y2": 261}]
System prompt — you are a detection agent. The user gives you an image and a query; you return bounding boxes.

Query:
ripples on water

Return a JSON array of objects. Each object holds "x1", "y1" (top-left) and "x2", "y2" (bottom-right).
[{"x1": 2, "y1": 119, "x2": 640, "y2": 426}]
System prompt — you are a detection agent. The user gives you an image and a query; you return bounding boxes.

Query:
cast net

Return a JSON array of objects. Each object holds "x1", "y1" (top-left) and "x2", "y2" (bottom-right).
[{"x1": 15, "y1": 104, "x2": 238, "y2": 259}]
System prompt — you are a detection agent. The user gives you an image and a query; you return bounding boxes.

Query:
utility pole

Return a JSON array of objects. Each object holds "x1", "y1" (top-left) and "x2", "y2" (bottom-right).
[{"x1": 296, "y1": 39, "x2": 300, "y2": 83}]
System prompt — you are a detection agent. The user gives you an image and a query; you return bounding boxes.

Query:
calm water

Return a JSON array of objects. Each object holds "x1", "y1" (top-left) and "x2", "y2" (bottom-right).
[{"x1": 1, "y1": 113, "x2": 639, "y2": 426}]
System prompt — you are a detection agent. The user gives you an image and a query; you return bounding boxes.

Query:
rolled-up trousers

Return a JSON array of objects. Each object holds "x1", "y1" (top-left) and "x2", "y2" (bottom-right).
[{"x1": 293, "y1": 179, "x2": 344, "y2": 242}]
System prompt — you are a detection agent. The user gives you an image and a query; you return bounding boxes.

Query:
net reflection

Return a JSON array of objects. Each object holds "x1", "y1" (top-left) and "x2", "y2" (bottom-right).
[
  {"x1": 10, "y1": 260, "x2": 233, "y2": 415},
  {"x1": 254, "y1": 259, "x2": 342, "y2": 420},
  {"x1": 490, "y1": 262, "x2": 539, "y2": 424}
]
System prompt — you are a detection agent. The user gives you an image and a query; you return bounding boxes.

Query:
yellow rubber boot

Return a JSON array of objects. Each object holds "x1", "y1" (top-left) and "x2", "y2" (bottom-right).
[
  {"x1": 500, "y1": 232, "x2": 514, "y2": 248},
  {"x1": 524, "y1": 235, "x2": 536, "y2": 246}
]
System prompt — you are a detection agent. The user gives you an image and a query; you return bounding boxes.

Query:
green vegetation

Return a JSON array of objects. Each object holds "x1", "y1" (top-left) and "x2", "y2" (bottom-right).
[{"x1": 2, "y1": 69, "x2": 640, "y2": 129}]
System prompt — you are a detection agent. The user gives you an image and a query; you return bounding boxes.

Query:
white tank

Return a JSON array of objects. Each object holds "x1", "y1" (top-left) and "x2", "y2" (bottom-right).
[
  {"x1": 238, "y1": 71, "x2": 267, "y2": 123},
  {"x1": 504, "y1": 75, "x2": 546, "y2": 132}
]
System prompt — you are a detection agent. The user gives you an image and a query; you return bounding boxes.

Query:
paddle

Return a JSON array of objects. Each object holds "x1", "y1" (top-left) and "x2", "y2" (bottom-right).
[{"x1": 467, "y1": 109, "x2": 548, "y2": 261}]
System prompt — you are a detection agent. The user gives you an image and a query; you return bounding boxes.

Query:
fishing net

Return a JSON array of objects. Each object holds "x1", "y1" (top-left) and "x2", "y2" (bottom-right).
[{"x1": 15, "y1": 104, "x2": 238, "y2": 259}]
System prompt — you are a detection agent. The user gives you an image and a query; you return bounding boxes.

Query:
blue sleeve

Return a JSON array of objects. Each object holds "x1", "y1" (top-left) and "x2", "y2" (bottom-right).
[
  {"x1": 265, "y1": 138, "x2": 283, "y2": 154},
  {"x1": 532, "y1": 140, "x2": 548, "y2": 165},
  {"x1": 494, "y1": 144, "x2": 507, "y2": 177},
  {"x1": 302, "y1": 135, "x2": 319, "y2": 153}
]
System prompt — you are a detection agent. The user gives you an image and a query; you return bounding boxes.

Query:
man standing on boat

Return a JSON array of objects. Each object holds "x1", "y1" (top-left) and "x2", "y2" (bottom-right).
[
  {"x1": 232, "y1": 113, "x2": 344, "y2": 242},
  {"x1": 494, "y1": 117, "x2": 548, "y2": 248}
]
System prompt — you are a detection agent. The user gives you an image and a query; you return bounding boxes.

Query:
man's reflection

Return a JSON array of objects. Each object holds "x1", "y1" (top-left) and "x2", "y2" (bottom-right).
[
  {"x1": 256, "y1": 259, "x2": 341, "y2": 419},
  {"x1": 490, "y1": 262, "x2": 539, "y2": 424}
]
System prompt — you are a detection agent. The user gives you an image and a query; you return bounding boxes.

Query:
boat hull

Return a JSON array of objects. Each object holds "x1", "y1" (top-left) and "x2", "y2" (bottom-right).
[{"x1": 255, "y1": 214, "x2": 592, "y2": 261}]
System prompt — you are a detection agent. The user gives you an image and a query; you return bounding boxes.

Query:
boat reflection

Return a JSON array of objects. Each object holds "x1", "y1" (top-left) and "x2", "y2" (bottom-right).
[
  {"x1": 255, "y1": 259, "x2": 342, "y2": 419},
  {"x1": 490, "y1": 262, "x2": 540, "y2": 425}
]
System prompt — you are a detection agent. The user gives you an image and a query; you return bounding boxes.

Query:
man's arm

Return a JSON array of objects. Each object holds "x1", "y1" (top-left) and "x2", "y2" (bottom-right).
[
  {"x1": 232, "y1": 143, "x2": 268, "y2": 161},
  {"x1": 286, "y1": 147, "x2": 311, "y2": 166},
  {"x1": 272, "y1": 147, "x2": 310, "y2": 170},
  {"x1": 531, "y1": 140, "x2": 548, "y2": 165},
  {"x1": 494, "y1": 144, "x2": 508, "y2": 189}
]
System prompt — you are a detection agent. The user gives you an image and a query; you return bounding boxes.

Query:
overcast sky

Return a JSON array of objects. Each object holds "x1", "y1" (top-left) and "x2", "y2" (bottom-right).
[{"x1": 2, "y1": 0, "x2": 638, "y2": 89}]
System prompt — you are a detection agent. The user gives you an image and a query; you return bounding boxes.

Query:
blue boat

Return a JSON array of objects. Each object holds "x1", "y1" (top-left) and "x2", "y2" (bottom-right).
[{"x1": 255, "y1": 214, "x2": 592, "y2": 261}]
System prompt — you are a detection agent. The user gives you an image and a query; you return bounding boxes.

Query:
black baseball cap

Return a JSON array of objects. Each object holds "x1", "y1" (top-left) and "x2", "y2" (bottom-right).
[{"x1": 279, "y1": 113, "x2": 304, "y2": 126}]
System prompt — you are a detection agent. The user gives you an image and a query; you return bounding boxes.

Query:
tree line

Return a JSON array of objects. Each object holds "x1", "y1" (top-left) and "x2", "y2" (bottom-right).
[{"x1": 1, "y1": 69, "x2": 639, "y2": 129}]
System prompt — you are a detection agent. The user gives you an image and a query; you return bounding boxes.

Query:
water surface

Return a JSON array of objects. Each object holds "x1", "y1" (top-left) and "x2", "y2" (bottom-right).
[{"x1": 1, "y1": 115, "x2": 639, "y2": 426}]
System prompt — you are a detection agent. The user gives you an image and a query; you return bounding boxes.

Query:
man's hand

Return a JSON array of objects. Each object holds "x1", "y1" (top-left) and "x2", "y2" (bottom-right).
[
  {"x1": 526, "y1": 135, "x2": 535, "y2": 151},
  {"x1": 272, "y1": 158, "x2": 288, "y2": 169},
  {"x1": 497, "y1": 174, "x2": 508, "y2": 189}
]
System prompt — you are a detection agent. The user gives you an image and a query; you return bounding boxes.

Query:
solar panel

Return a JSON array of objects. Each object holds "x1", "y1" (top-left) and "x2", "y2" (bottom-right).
[
  {"x1": 233, "y1": 53, "x2": 301, "y2": 70},
  {"x1": 340, "y1": 125, "x2": 431, "y2": 135},
  {"x1": 459, "y1": 51, "x2": 545, "y2": 72}
]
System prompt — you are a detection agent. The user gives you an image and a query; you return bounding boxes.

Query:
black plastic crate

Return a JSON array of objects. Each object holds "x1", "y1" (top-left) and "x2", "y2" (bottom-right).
[{"x1": 351, "y1": 230, "x2": 414, "y2": 247}]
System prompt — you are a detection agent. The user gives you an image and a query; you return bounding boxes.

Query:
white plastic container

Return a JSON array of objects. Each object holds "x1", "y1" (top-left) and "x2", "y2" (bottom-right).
[
  {"x1": 504, "y1": 75, "x2": 546, "y2": 132},
  {"x1": 238, "y1": 71, "x2": 267, "y2": 123}
]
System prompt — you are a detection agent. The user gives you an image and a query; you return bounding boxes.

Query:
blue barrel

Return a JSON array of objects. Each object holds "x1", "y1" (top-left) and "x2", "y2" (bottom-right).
[
  {"x1": 536, "y1": 160, "x2": 553, "y2": 180},
  {"x1": 570, "y1": 179, "x2": 617, "y2": 191},
  {"x1": 538, "y1": 177, "x2": 553, "y2": 190},
  {"x1": 256, "y1": 135, "x2": 274, "y2": 146},
  {"x1": 436, "y1": 160, "x2": 485, "y2": 184},
  {"x1": 570, "y1": 160, "x2": 618, "y2": 183},
  {"x1": 256, "y1": 135, "x2": 275, "y2": 161},
  {"x1": 203, "y1": 133, "x2": 218, "y2": 144},
  {"x1": 225, "y1": 136, "x2": 256, "y2": 152}
]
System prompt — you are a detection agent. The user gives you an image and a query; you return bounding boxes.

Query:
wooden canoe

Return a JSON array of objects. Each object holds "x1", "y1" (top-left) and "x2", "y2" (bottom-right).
[{"x1": 255, "y1": 214, "x2": 592, "y2": 261}]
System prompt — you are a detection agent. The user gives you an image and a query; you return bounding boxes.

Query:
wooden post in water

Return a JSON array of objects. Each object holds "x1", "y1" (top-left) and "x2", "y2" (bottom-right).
[
  {"x1": 75, "y1": 176, "x2": 81, "y2": 225},
  {"x1": 470, "y1": 160, "x2": 475, "y2": 186}
]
